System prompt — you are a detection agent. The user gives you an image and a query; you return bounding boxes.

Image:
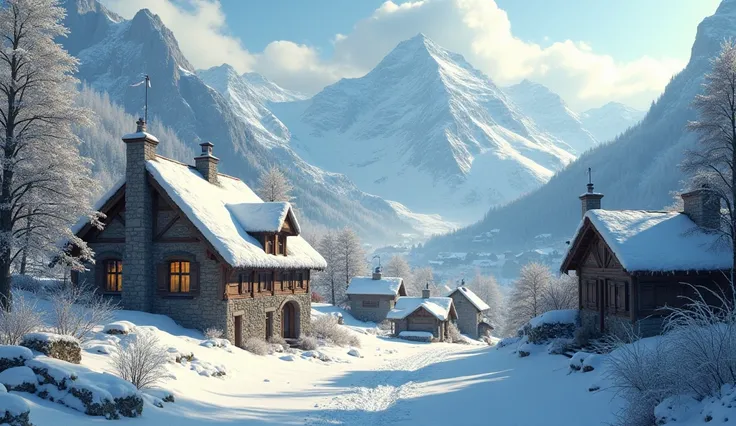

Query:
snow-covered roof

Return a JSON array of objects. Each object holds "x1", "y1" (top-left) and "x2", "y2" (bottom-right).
[
  {"x1": 346, "y1": 276, "x2": 404, "y2": 296},
  {"x1": 71, "y1": 178, "x2": 125, "y2": 235},
  {"x1": 448, "y1": 286, "x2": 490, "y2": 312},
  {"x1": 145, "y1": 157, "x2": 326, "y2": 270},
  {"x1": 563, "y1": 209, "x2": 731, "y2": 273},
  {"x1": 225, "y1": 201, "x2": 301, "y2": 234},
  {"x1": 387, "y1": 296, "x2": 455, "y2": 321}
]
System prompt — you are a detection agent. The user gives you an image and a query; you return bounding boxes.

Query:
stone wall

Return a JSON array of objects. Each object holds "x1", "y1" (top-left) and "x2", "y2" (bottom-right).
[
  {"x1": 348, "y1": 295, "x2": 395, "y2": 323},
  {"x1": 78, "y1": 242, "x2": 125, "y2": 296},
  {"x1": 151, "y1": 241, "x2": 228, "y2": 333},
  {"x1": 226, "y1": 293, "x2": 311, "y2": 345},
  {"x1": 450, "y1": 292, "x2": 481, "y2": 338}
]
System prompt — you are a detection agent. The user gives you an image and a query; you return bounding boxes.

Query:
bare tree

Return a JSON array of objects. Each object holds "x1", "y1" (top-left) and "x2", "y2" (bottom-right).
[
  {"x1": 409, "y1": 266, "x2": 435, "y2": 296},
  {"x1": 684, "y1": 40, "x2": 736, "y2": 276},
  {"x1": 505, "y1": 262, "x2": 552, "y2": 333},
  {"x1": 467, "y1": 270, "x2": 504, "y2": 331},
  {"x1": 112, "y1": 332, "x2": 169, "y2": 389},
  {"x1": 312, "y1": 230, "x2": 342, "y2": 305},
  {"x1": 384, "y1": 255, "x2": 412, "y2": 287},
  {"x1": 49, "y1": 282, "x2": 117, "y2": 342},
  {"x1": 335, "y1": 227, "x2": 366, "y2": 299},
  {"x1": 542, "y1": 273, "x2": 578, "y2": 311},
  {"x1": 0, "y1": 0, "x2": 99, "y2": 306},
  {"x1": 256, "y1": 166, "x2": 293, "y2": 203}
]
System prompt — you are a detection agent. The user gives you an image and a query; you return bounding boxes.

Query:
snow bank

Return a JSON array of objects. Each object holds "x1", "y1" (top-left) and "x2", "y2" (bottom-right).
[
  {"x1": 529, "y1": 310, "x2": 578, "y2": 328},
  {"x1": 0, "y1": 346, "x2": 33, "y2": 373},
  {"x1": 103, "y1": 321, "x2": 135, "y2": 335},
  {"x1": 0, "y1": 367, "x2": 37, "y2": 392},
  {"x1": 0, "y1": 392, "x2": 29, "y2": 416},
  {"x1": 398, "y1": 331, "x2": 433, "y2": 342}
]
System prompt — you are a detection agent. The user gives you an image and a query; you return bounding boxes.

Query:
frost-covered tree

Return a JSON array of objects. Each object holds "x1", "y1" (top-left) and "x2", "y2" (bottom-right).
[
  {"x1": 335, "y1": 227, "x2": 366, "y2": 294},
  {"x1": 312, "y1": 230, "x2": 342, "y2": 305},
  {"x1": 467, "y1": 271, "x2": 504, "y2": 331},
  {"x1": 505, "y1": 262, "x2": 552, "y2": 333},
  {"x1": 543, "y1": 273, "x2": 578, "y2": 311},
  {"x1": 684, "y1": 40, "x2": 736, "y2": 274},
  {"x1": 257, "y1": 165, "x2": 293, "y2": 203},
  {"x1": 0, "y1": 0, "x2": 98, "y2": 306},
  {"x1": 384, "y1": 255, "x2": 412, "y2": 287},
  {"x1": 409, "y1": 266, "x2": 435, "y2": 296}
]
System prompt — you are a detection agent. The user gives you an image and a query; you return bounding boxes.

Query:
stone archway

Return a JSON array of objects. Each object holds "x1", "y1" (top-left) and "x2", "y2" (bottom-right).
[{"x1": 281, "y1": 300, "x2": 301, "y2": 339}]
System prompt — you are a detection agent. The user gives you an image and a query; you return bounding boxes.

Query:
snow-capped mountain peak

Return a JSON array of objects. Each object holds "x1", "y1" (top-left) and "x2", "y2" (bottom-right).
[
  {"x1": 271, "y1": 34, "x2": 576, "y2": 221},
  {"x1": 241, "y1": 72, "x2": 306, "y2": 103}
]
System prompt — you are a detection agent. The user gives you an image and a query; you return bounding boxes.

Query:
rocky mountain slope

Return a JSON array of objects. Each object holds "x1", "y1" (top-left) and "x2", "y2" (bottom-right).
[
  {"x1": 271, "y1": 34, "x2": 576, "y2": 222},
  {"x1": 580, "y1": 102, "x2": 646, "y2": 143},
  {"x1": 422, "y1": 0, "x2": 730, "y2": 254}
]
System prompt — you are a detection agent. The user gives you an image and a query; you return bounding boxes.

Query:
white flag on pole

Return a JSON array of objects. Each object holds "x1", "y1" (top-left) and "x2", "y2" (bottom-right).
[{"x1": 130, "y1": 77, "x2": 151, "y2": 87}]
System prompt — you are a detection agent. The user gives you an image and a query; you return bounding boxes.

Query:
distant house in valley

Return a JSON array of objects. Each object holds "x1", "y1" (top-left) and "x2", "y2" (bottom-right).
[
  {"x1": 387, "y1": 286, "x2": 457, "y2": 341},
  {"x1": 446, "y1": 286, "x2": 491, "y2": 339},
  {"x1": 346, "y1": 268, "x2": 406, "y2": 322},
  {"x1": 69, "y1": 119, "x2": 327, "y2": 346},
  {"x1": 560, "y1": 180, "x2": 730, "y2": 337}
]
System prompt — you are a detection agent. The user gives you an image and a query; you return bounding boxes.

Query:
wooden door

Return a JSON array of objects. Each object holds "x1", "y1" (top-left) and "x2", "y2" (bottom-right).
[
  {"x1": 282, "y1": 303, "x2": 296, "y2": 339},
  {"x1": 234, "y1": 315, "x2": 242, "y2": 348},
  {"x1": 266, "y1": 312, "x2": 274, "y2": 340}
]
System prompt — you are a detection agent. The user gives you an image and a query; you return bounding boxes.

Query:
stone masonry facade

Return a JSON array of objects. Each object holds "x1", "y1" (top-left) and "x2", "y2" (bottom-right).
[
  {"x1": 227, "y1": 293, "x2": 311, "y2": 346},
  {"x1": 449, "y1": 292, "x2": 482, "y2": 339},
  {"x1": 348, "y1": 295, "x2": 396, "y2": 323}
]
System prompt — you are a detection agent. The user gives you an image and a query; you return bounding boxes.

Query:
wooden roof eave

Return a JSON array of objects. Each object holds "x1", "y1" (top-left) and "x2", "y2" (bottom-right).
[
  {"x1": 77, "y1": 184, "x2": 127, "y2": 241},
  {"x1": 559, "y1": 218, "x2": 592, "y2": 273}
]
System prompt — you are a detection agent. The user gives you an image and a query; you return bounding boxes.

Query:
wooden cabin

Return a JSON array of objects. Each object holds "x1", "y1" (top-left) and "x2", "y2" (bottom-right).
[
  {"x1": 560, "y1": 183, "x2": 731, "y2": 337},
  {"x1": 387, "y1": 287, "x2": 458, "y2": 341}
]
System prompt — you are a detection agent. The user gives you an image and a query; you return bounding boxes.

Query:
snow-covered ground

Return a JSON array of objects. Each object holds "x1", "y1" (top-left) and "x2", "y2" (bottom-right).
[{"x1": 9, "y1": 296, "x2": 624, "y2": 425}]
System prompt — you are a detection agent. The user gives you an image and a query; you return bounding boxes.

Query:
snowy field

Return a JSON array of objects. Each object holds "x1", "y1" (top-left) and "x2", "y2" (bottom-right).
[{"x1": 9, "y1": 296, "x2": 624, "y2": 426}]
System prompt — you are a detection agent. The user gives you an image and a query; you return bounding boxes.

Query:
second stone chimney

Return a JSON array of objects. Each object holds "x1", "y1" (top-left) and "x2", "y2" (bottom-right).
[
  {"x1": 372, "y1": 266, "x2": 382, "y2": 281},
  {"x1": 422, "y1": 283, "x2": 431, "y2": 299},
  {"x1": 682, "y1": 185, "x2": 720, "y2": 229},
  {"x1": 195, "y1": 141, "x2": 219, "y2": 184},
  {"x1": 579, "y1": 168, "x2": 603, "y2": 218}
]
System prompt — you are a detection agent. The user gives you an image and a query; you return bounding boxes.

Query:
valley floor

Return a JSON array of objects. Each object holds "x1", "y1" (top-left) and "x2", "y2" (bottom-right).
[{"x1": 19, "y1": 300, "x2": 622, "y2": 426}]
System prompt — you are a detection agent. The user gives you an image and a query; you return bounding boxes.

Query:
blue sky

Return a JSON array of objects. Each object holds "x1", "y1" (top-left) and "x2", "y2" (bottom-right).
[
  {"x1": 101, "y1": 0, "x2": 721, "y2": 110},
  {"x1": 221, "y1": 0, "x2": 719, "y2": 64}
]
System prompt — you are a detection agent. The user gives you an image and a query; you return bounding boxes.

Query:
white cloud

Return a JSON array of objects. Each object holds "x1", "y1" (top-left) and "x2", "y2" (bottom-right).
[{"x1": 100, "y1": 0, "x2": 686, "y2": 110}]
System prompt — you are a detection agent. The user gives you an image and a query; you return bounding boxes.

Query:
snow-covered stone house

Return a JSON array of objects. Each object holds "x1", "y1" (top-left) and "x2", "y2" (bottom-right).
[
  {"x1": 446, "y1": 286, "x2": 490, "y2": 339},
  {"x1": 70, "y1": 119, "x2": 327, "y2": 346},
  {"x1": 387, "y1": 287, "x2": 457, "y2": 341},
  {"x1": 346, "y1": 268, "x2": 406, "y2": 322},
  {"x1": 560, "y1": 182, "x2": 730, "y2": 337}
]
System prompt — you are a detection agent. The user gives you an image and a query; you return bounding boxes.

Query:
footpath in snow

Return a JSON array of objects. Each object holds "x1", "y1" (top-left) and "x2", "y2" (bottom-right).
[{"x1": 8, "y1": 296, "x2": 621, "y2": 425}]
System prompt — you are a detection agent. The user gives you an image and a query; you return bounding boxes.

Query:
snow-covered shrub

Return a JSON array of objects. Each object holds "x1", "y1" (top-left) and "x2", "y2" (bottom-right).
[
  {"x1": 0, "y1": 295, "x2": 42, "y2": 345},
  {"x1": 203, "y1": 327, "x2": 223, "y2": 340},
  {"x1": 347, "y1": 348, "x2": 362, "y2": 358},
  {"x1": 268, "y1": 335, "x2": 289, "y2": 351},
  {"x1": 103, "y1": 321, "x2": 135, "y2": 335},
  {"x1": 112, "y1": 333, "x2": 168, "y2": 389},
  {"x1": 242, "y1": 338, "x2": 269, "y2": 356},
  {"x1": 378, "y1": 320, "x2": 392, "y2": 332},
  {"x1": 573, "y1": 322, "x2": 600, "y2": 348},
  {"x1": 446, "y1": 322, "x2": 465, "y2": 344},
  {"x1": 310, "y1": 315, "x2": 361, "y2": 347},
  {"x1": 297, "y1": 336, "x2": 319, "y2": 351},
  {"x1": 201, "y1": 339, "x2": 229, "y2": 349},
  {"x1": 11, "y1": 274, "x2": 49, "y2": 294},
  {"x1": 522, "y1": 310, "x2": 578, "y2": 344},
  {"x1": 21, "y1": 332, "x2": 81, "y2": 364},
  {"x1": 0, "y1": 367, "x2": 37, "y2": 393},
  {"x1": 48, "y1": 282, "x2": 117, "y2": 342},
  {"x1": 569, "y1": 351, "x2": 591, "y2": 371},
  {"x1": 174, "y1": 352, "x2": 194, "y2": 364},
  {"x1": 0, "y1": 347, "x2": 33, "y2": 374},
  {"x1": 546, "y1": 338, "x2": 574, "y2": 355},
  {"x1": 0, "y1": 392, "x2": 32, "y2": 426},
  {"x1": 495, "y1": 336, "x2": 522, "y2": 349}
]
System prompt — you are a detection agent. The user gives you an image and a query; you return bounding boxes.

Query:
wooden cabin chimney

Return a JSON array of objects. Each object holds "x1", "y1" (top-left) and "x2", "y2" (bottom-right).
[
  {"x1": 579, "y1": 167, "x2": 603, "y2": 218},
  {"x1": 195, "y1": 141, "x2": 219, "y2": 184},
  {"x1": 682, "y1": 185, "x2": 720, "y2": 229},
  {"x1": 422, "y1": 283, "x2": 431, "y2": 299}
]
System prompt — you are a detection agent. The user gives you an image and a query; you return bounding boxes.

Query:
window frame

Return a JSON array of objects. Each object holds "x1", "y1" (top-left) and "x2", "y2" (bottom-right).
[
  {"x1": 104, "y1": 259, "x2": 123, "y2": 293},
  {"x1": 362, "y1": 300, "x2": 379, "y2": 308},
  {"x1": 168, "y1": 260, "x2": 192, "y2": 293}
]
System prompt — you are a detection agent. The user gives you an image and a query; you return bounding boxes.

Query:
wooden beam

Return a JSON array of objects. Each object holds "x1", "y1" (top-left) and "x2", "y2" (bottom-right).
[{"x1": 154, "y1": 214, "x2": 181, "y2": 241}]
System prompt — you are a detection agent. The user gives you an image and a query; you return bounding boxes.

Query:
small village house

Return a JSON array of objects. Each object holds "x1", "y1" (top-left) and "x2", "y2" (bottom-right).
[
  {"x1": 70, "y1": 119, "x2": 327, "y2": 346},
  {"x1": 560, "y1": 180, "x2": 730, "y2": 337},
  {"x1": 346, "y1": 267, "x2": 406, "y2": 322},
  {"x1": 387, "y1": 286, "x2": 458, "y2": 341},
  {"x1": 446, "y1": 286, "x2": 491, "y2": 339}
]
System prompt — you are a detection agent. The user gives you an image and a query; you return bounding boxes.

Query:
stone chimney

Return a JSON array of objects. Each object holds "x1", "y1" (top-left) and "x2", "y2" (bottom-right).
[
  {"x1": 121, "y1": 118, "x2": 159, "y2": 312},
  {"x1": 422, "y1": 283, "x2": 431, "y2": 299},
  {"x1": 195, "y1": 141, "x2": 219, "y2": 184},
  {"x1": 372, "y1": 266, "x2": 382, "y2": 280},
  {"x1": 682, "y1": 185, "x2": 720, "y2": 229},
  {"x1": 579, "y1": 168, "x2": 603, "y2": 218}
]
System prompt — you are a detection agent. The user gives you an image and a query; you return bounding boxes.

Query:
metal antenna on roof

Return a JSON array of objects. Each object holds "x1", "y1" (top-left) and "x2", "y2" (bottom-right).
[{"x1": 131, "y1": 74, "x2": 151, "y2": 123}]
